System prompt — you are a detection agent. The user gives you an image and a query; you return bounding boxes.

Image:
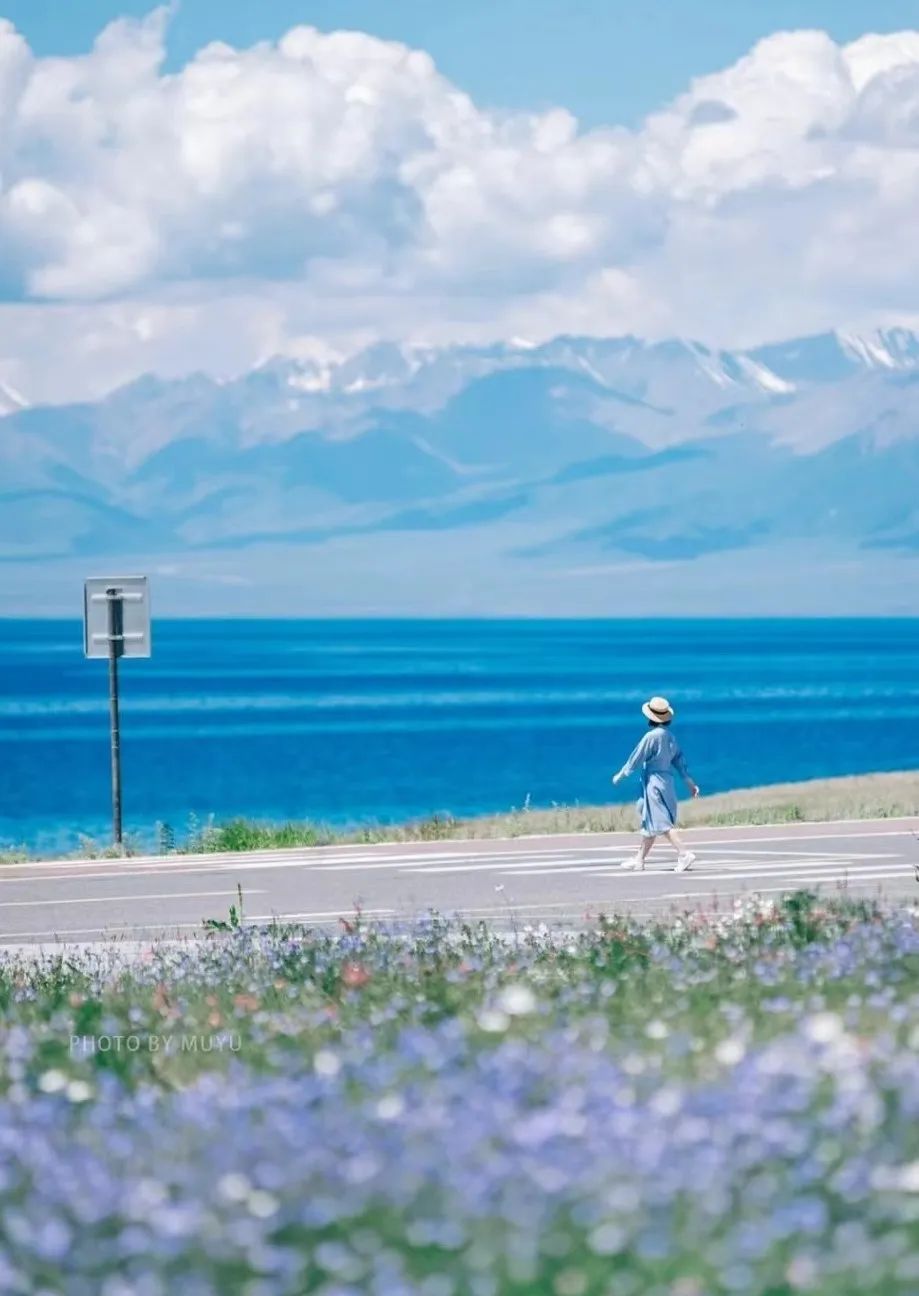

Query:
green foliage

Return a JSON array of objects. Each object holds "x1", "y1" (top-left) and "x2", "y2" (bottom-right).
[
  {"x1": 156, "y1": 821, "x2": 176, "y2": 854},
  {"x1": 203, "y1": 884, "x2": 245, "y2": 932},
  {"x1": 413, "y1": 812, "x2": 460, "y2": 841},
  {"x1": 71, "y1": 832, "x2": 140, "y2": 860},
  {"x1": 1, "y1": 897, "x2": 918, "y2": 1294},
  {"x1": 165, "y1": 772, "x2": 915, "y2": 857},
  {"x1": 703, "y1": 802, "x2": 807, "y2": 826},
  {"x1": 0, "y1": 892, "x2": 908, "y2": 1095},
  {"x1": 780, "y1": 888, "x2": 823, "y2": 945},
  {"x1": 3, "y1": 772, "x2": 917, "y2": 865}
]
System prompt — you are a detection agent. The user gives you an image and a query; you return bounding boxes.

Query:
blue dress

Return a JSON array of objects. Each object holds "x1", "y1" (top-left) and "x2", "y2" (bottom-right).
[{"x1": 616, "y1": 728, "x2": 693, "y2": 837}]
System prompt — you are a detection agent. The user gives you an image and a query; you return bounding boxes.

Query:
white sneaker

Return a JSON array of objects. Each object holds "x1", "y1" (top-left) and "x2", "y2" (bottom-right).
[
  {"x1": 675, "y1": 852, "x2": 696, "y2": 873},
  {"x1": 619, "y1": 856, "x2": 646, "y2": 871}
]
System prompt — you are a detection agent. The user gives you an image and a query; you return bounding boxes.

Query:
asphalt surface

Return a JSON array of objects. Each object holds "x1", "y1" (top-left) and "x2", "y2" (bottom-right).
[{"x1": 0, "y1": 818, "x2": 917, "y2": 948}]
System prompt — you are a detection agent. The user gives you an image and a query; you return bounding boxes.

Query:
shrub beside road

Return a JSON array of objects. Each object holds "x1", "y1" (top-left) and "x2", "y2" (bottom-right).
[{"x1": 5, "y1": 770, "x2": 914, "y2": 862}]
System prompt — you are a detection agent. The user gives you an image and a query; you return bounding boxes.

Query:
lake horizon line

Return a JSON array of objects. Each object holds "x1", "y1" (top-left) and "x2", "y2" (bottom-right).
[{"x1": 4, "y1": 613, "x2": 919, "y2": 627}]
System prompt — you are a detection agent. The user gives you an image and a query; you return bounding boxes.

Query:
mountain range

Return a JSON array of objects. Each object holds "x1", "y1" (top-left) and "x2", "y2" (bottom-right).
[{"x1": 2, "y1": 328, "x2": 919, "y2": 615}]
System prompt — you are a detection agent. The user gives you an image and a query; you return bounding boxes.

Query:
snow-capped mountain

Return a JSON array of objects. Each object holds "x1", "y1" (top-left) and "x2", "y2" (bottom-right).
[
  {"x1": 260, "y1": 326, "x2": 919, "y2": 410},
  {"x1": 2, "y1": 329, "x2": 919, "y2": 615},
  {"x1": 231, "y1": 327, "x2": 919, "y2": 453}
]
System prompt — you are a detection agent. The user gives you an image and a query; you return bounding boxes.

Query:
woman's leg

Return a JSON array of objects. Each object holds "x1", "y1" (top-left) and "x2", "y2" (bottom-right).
[
  {"x1": 621, "y1": 833, "x2": 656, "y2": 869},
  {"x1": 665, "y1": 829, "x2": 696, "y2": 872}
]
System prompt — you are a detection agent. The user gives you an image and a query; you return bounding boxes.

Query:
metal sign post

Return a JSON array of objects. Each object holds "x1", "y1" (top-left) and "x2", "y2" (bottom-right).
[
  {"x1": 83, "y1": 577, "x2": 151, "y2": 850},
  {"x1": 107, "y1": 589, "x2": 124, "y2": 846}
]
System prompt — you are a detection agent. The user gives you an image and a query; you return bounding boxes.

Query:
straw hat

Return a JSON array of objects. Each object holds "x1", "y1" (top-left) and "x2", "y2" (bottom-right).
[{"x1": 642, "y1": 696, "x2": 674, "y2": 723}]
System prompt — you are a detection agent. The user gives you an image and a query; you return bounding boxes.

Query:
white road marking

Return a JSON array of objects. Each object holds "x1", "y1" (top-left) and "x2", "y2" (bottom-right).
[
  {"x1": 232, "y1": 908, "x2": 396, "y2": 922},
  {"x1": 0, "y1": 843, "x2": 614, "y2": 876},
  {"x1": 0, "y1": 889, "x2": 265, "y2": 910},
  {"x1": 500, "y1": 856, "x2": 899, "y2": 878},
  {"x1": 310, "y1": 848, "x2": 617, "y2": 873},
  {"x1": 0, "y1": 847, "x2": 901, "y2": 888},
  {"x1": 1, "y1": 871, "x2": 912, "y2": 944},
  {"x1": 409, "y1": 853, "x2": 898, "y2": 876},
  {"x1": 587, "y1": 867, "x2": 912, "y2": 885},
  {"x1": 671, "y1": 848, "x2": 897, "y2": 858},
  {"x1": 0, "y1": 921, "x2": 213, "y2": 940},
  {"x1": 0, "y1": 845, "x2": 617, "y2": 884},
  {"x1": 0, "y1": 844, "x2": 629, "y2": 883},
  {"x1": 0, "y1": 866, "x2": 226, "y2": 886},
  {"x1": 2, "y1": 819, "x2": 915, "y2": 879},
  {"x1": 360, "y1": 879, "x2": 909, "y2": 920},
  {"x1": 319, "y1": 844, "x2": 914, "y2": 875},
  {"x1": 686, "y1": 829, "x2": 916, "y2": 847},
  {"x1": 600, "y1": 878, "x2": 915, "y2": 904},
  {"x1": 0, "y1": 818, "x2": 914, "y2": 945},
  {"x1": 0, "y1": 908, "x2": 395, "y2": 941}
]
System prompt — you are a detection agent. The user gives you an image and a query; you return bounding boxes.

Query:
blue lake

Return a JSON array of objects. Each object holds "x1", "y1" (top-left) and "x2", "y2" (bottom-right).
[{"x1": 0, "y1": 619, "x2": 916, "y2": 851}]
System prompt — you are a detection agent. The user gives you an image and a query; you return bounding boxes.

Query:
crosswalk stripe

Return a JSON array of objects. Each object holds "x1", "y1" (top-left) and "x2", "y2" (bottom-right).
[
  {"x1": 408, "y1": 854, "x2": 898, "y2": 876},
  {"x1": 5, "y1": 821, "x2": 915, "y2": 878},
  {"x1": 498, "y1": 856, "x2": 898, "y2": 877},
  {"x1": 1, "y1": 847, "x2": 897, "y2": 887},
  {"x1": 587, "y1": 866, "x2": 910, "y2": 884},
  {"x1": 311, "y1": 848, "x2": 615, "y2": 872}
]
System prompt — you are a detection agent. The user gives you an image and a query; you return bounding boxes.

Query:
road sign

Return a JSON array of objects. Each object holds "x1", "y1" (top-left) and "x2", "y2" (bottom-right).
[
  {"x1": 84, "y1": 576, "x2": 151, "y2": 659},
  {"x1": 83, "y1": 576, "x2": 152, "y2": 849}
]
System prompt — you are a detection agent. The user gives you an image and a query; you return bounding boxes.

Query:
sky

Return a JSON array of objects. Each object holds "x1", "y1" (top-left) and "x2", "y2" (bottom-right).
[
  {"x1": 2, "y1": 2, "x2": 919, "y2": 403},
  {"x1": 7, "y1": 0, "x2": 919, "y2": 128}
]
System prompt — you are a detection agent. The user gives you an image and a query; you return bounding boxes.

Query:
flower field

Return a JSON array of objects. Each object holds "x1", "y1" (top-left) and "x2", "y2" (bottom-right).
[{"x1": 1, "y1": 894, "x2": 919, "y2": 1295}]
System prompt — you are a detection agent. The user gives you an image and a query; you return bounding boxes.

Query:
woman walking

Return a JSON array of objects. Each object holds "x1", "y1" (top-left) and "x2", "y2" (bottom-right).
[{"x1": 612, "y1": 696, "x2": 700, "y2": 872}]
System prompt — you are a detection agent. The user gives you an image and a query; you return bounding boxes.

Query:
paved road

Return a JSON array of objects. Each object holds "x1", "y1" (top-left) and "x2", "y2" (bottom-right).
[{"x1": 0, "y1": 818, "x2": 917, "y2": 947}]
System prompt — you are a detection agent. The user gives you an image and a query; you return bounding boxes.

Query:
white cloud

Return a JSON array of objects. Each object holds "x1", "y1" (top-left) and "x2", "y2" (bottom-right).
[{"x1": 2, "y1": 11, "x2": 919, "y2": 401}]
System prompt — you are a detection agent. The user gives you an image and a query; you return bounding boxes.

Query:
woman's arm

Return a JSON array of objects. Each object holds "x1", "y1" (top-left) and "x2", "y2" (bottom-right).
[
  {"x1": 612, "y1": 733, "x2": 652, "y2": 785},
  {"x1": 672, "y1": 745, "x2": 700, "y2": 798}
]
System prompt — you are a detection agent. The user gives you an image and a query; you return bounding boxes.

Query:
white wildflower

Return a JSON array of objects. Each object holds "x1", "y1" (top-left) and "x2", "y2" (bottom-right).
[
  {"x1": 38, "y1": 1069, "x2": 68, "y2": 1094},
  {"x1": 376, "y1": 1093, "x2": 405, "y2": 1121},
  {"x1": 314, "y1": 1049, "x2": 341, "y2": 1077},
  {"x1": 872, "y1": 1162, "x2": 919, "y2": 1193},
  {"x1": 715, "y1": 1038, "x2": 745, "y2": 1066},
  {"x1": 218, "y1": 1173, "x2": 251, "y2": 1202},
  {"x1": 477, "y1": 1009, "x2": 509, "y2": 1033},
  {"x1": 804, "y1": 1013, "x2": 845, "y2": 1044},
  {"x1": 497, "y1": 984, "x2": 538, "y2": 1017},
  {"x1": 248, "y1": 1190, "x2": 279, "y2": 1218}
]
